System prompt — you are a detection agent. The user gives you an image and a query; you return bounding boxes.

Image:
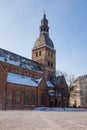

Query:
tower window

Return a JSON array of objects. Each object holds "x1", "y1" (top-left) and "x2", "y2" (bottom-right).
[
  {"x1": 51, "y1": 62, "x2": 53, "y2": 68},
  {"x1": 51, "y1": 53, "x2": 53, "y2": 58},
  {"x1": 48, "y1": 61, "x2": 50, "y2": 66},
  {"x1": 36, "y1": 52, "x2": 38, "y2": 57},
  {"x1": 39, "y1": 51, "x2": 41, "y2": 56},
  {"x1": 44, "y1": 28, "x2": 46, "y2": 31},
  {"x1": 48, "y1": 51, "x2": 50, "y2": 57}
]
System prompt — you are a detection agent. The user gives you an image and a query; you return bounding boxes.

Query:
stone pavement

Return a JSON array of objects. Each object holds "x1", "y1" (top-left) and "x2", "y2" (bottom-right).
[{"x1": 0, "y1": 110, "x2": 87, "y2": 130}]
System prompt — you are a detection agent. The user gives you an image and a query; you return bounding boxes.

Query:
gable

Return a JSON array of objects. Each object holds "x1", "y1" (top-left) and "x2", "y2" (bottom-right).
[
  {"x1": 50, "y1": 75, "x2": 68, "y2": 88},
  {"x1": 38, "y1": 78, "x2": 47, "y2": 90}
]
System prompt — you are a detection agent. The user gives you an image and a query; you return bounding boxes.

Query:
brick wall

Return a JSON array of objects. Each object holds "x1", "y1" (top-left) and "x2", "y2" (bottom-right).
[
  {"x1": 5, "y1": 83, "x2": 37, "y2": 110},
  {"x1": 0, "y1": 64, "x2": 7, "y2": 110},
  {"x1": 0, "y1": 61, "x2": 47, "y2": 110},
  {"x1": 0, "y1": 61, "x2": 44, "y2": 79}
]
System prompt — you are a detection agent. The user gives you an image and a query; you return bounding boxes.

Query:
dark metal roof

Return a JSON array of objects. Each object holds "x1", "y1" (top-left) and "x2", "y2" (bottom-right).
[
  {"x1": 0, "y1": 48, "x2": 44, "y2": 73},
  {"x1": 34, "y1": 33, "x2": 54, "y2": 49},
  {"x1": 33, "y1": 14, "x2": 54, "y2": 50}
]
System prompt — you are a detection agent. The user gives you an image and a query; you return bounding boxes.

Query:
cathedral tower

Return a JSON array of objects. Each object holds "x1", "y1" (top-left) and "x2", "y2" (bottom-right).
[{"x1": 32, "y1": 14, "x2": 56, "y2": 79}]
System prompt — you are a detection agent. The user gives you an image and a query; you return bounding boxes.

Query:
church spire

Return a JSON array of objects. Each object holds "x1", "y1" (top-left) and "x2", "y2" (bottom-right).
[
  {"x1": 32, "y1": 14, "x2": 56, "y2": 79},
  {"x1": 40, "y1": 13, "x2": 49, "y2": 34}
]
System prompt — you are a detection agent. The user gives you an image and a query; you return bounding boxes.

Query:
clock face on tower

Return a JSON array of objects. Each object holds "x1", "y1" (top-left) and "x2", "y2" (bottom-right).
[{"x1": 36, "y1": 41, "x2": 41, "y2": 46}]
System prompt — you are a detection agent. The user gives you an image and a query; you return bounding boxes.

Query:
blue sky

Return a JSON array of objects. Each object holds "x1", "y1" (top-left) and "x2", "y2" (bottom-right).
[{"x1": 0, "y1": 0, "x2": 87, "y2": 76}]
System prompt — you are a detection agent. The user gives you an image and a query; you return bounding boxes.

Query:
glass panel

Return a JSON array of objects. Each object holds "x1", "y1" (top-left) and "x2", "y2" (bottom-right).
[
  {"x1": 41, "y1": 94, "x2": 45, "y2": 106},
  {"x1": 15, "y1": 91, "x2": 20, "y2": 105},
  {"x1": 7, "y1": 90, "x2": 13, "y2": 105},
  {"x1": 32, "y1": 95, "x2": 36, "y2": 105},
  {"x1": 24, "y1": 92, "x2": 29, "y2": 105}
]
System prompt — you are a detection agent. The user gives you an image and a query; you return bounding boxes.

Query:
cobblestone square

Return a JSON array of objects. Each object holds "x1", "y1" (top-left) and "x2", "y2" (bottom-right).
[{"x1": 0, "y1": 110, "x2": 87, "y2": 130}]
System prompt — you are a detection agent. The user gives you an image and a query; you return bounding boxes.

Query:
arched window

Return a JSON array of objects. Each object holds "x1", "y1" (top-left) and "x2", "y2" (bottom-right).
[
  {"x1": 41, "y1": 94, "x2": 45, "y2": 106},
  {"x1": 48, "y1": 61, "x2": 50, "y2": 66},
  {"x1": 32, "y1": 94, "x2": 36, "y2": 105},
  {"x1": 51, "y1": 62, "x2": 53, "y2": 68},
  {"x1": 15, "y1": 91, "x2": 20, "y2": 105},
  {"x1": 44, "y1": 28, "x2": 46, "y2": 31},
  {"x1": 7, "y1": 90, "x2": 13, "y2": 105},
  {"x1": 24, "y1": 92, "x2": 29, "y2": 105}
]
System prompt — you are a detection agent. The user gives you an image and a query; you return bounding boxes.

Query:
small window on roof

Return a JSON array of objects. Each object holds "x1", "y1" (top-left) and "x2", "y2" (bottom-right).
[
  {"x1": 24, "y1": 73, "x2": 27, "y2": 76},
  {"x1": 15, "y1": 69, "x2": 18, "y2": 73},
  {"x1": 27, "y1": 73, "x2": 30, "y2": 76},
  {"x1": 11, "y1": 69, "x2": 14, "y2": 73},
  {"x1": 5, "y1": 67, "x2": 8, "y2": 71},
  {"x1": 19, "y1": 71, "x2": 22, "y2": 75}
]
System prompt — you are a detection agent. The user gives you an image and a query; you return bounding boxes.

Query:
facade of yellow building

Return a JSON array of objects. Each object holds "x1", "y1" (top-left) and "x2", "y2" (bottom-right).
[{"x1": 69, "y1": 75, "x2": 87, "y2": 108}]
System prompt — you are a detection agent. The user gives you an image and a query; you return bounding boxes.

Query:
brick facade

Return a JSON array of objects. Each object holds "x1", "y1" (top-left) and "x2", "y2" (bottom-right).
[
  {"x1": 0, "y1": 64, "x2": 7, "y2": 109},
  {"x1": 0, "y1": 60, "x2": 49, "y2": 110},
  {"x1": 0, "y1": 14, "x2": 69, "y2": 110}
]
